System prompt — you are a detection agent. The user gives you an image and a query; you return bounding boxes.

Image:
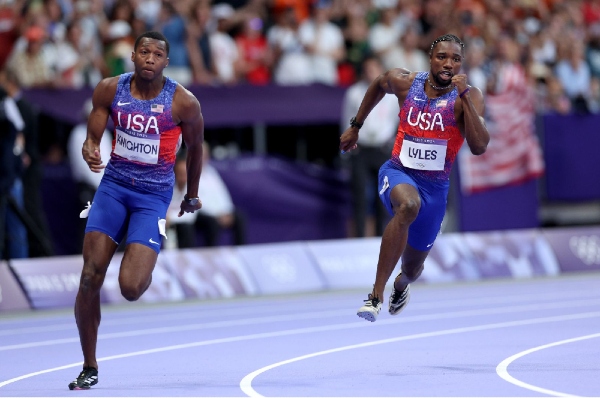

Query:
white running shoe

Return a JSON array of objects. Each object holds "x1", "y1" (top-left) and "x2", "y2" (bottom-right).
[{"x1": 357, "y1": 294, "x2": 382, "y2": 322}]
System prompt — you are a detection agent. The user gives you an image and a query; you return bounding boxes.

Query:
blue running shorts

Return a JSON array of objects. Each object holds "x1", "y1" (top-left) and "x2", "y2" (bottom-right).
[
  {"x1": 378, "y1": 160, "x2": 450, "y2": 251},
  {"x1": 85, "y1": 175, "x2": 173, "y2": 254}
]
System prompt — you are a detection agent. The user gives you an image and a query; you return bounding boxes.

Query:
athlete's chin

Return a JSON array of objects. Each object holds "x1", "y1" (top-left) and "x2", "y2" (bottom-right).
[
  {"x1": 436, "y1": 72, "x2": 453, "y2": 84},
  {"x1": 140, "y1": 69, "x2": 156, "y2": 78}
]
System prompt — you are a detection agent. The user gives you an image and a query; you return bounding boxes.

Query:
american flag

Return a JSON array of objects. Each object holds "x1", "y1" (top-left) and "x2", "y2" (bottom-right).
[
  {"x1": 151, "y1": 104, "x2": 164, "y2": 113},
  {"x1": 458, "y1": 63, "x2": 544, "y2": 194}
]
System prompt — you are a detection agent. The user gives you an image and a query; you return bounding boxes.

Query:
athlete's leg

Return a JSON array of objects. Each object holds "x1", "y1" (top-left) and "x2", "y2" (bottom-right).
[
  {"x1": 371, "y1": 183, "x2": 421, "y2": 301},
  {"x1": 394, "y1": 244, "x2": 430, "y2": 291},
  {"x1": 118, "y1": 243, "x2": 158, "y2": 301},
  {"x1": 75, "y1": 231, "x2": 118, "y2": 370}
]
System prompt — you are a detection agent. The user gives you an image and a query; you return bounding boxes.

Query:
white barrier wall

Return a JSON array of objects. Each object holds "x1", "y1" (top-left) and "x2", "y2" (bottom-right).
[{"x1": 4, "y1": 226, "x2": 600, "y2": 311}]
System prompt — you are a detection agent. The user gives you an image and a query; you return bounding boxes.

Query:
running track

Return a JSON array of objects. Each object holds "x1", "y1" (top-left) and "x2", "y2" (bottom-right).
[{"x1": 1, "y1": 272, "x2": 599, "y2": 397}]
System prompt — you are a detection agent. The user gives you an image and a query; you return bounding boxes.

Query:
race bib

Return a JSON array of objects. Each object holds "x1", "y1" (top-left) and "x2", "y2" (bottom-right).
[
  {"x1": 114, "y1": 128, "x2": 160, "y2": 164},
  {"x1": 399, "y1": 135, "x2": 447, "y2": 171}
]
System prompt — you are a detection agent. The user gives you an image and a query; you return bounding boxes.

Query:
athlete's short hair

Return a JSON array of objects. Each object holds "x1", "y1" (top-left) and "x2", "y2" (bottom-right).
[
  {"x1": 429, "y1": 34, "x2": 464, "y2": 55},
  {"x1": 134, "y1": 31, "x2": 170, "y2": 56}
]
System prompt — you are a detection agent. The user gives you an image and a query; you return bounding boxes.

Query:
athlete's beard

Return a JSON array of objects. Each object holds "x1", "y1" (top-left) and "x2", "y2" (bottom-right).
[{"x1": 432, "y1": 71, "x2": 454, "y2": 88}]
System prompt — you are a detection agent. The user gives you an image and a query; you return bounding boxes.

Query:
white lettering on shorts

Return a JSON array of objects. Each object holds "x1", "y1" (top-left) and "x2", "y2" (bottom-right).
[
  {"x1": 399, "y1": 135, "x2": 447, "y2": 171},
  {"x1": 114, "y1": 128, "x2": 160, "y2": 164}
]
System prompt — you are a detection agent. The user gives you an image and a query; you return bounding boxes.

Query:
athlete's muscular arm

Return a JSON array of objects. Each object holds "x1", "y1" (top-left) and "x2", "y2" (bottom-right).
[
  {"x1": 339, "y1": 68, "x2": 411, "y2": 153},
  {"x1": 174, "y1": 85, "x2": 204, "y2": 216},
  {"x1": 84, "y1": 78, "x2": 117, "y2": 173},
  {"x1": 453, "y1": 74, "x2": 490, "y2": 155}
]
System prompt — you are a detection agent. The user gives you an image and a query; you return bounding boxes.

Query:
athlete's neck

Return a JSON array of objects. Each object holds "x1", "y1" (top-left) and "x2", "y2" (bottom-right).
[{"x1": 130, "y1": 74, "x2": 166, "y2": 100}]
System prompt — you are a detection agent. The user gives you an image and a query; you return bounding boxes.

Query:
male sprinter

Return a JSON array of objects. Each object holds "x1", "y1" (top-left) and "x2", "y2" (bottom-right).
[{"x1": 69, "y1": 31, "x2": 204, "y2": 389}]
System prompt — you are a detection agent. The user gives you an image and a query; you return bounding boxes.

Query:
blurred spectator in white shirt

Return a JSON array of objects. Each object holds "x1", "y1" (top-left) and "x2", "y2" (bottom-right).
[
  {"x1": 381, "y1": 24, "x2": 428, "y2": 72},
  {"x1": 166, "y1": 142, "x2": 246, "y2": 248},
  {"x1": 210, "y1": 3, "x2": 241, "y2": 85},
  {"x1": 341, "y1": 55, "x2": 398, "y2": 237},
  {"x1": 68, "y1": 98, "x2": 112, "y2": 252},
  {"x1": 555, "y1": 40, "x2": 594, "y2": 113},
  {"x1": 368, "y1": 6, "x2": 401, "y2": 64},
  {"x1": 267, "y1": 6, "x2": 313, "y2": 85},
  {"x1": 195, "y1": 142, "x2": 246, "y2": 246},
  {"x1": 298, "y1": 0, "x2": 345, "y2": 85}
]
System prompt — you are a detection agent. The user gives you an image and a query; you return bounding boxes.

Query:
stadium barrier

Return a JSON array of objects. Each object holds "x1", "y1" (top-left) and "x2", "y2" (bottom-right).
[{"x1": 2, "y1": 225, "x2": 599, "y2": 312}]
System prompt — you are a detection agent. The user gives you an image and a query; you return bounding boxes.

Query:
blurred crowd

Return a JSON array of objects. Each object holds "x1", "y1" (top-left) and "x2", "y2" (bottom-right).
[
  {"x1": 0, "y1": 0, "x2": 600, "y2": 114},
  {"x1": 2, "y1": 0, "x2": 600, "y2": 259}
]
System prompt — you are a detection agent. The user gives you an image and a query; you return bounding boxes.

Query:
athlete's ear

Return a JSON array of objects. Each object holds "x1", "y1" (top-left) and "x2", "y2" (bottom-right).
[
  {"x1": 165, "y1": 57, "x2": 169, "y2": 68},
  {"x1": 131, "y1": 51, "x2": 135, "y2": 62}
]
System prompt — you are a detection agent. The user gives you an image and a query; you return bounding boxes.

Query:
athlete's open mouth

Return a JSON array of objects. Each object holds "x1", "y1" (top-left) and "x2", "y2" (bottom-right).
[{"x1": 438, "y1": 71, "x2": 453, "y2": 81}]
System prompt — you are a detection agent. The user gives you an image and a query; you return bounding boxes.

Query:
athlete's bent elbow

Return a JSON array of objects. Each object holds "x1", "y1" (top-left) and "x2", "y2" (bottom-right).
[{"x1": 470, "y1": 144, "x2": 488, "y2": 156}]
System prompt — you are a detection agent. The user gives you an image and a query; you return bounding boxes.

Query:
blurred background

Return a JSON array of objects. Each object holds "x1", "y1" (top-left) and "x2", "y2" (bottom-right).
[{"x1": 1, "y1": 0, "x2": 599, "y2": 259}]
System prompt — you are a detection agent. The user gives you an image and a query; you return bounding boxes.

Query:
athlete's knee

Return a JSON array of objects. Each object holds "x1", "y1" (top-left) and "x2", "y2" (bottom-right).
[
  {"x1": 402, "y1": 262, "x2": 424, "y2": 282},
  {"x1": 79, "y1": 262, "x2": 106, "y2": 293},
  {"x1": 392, "y1": 198, "x2": 420, "y2": 223},
  {"x1": 120, "y1": 283, "x2": 144, "y2": 301},
  {"x1": 120, "y1": 276, "x2": 151, "y2": 301}
]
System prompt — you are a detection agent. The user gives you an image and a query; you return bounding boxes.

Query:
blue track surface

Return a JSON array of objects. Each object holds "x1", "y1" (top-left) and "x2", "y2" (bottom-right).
[{"x1": 1, "y1": 273, "x2": 599, "y2": 397}]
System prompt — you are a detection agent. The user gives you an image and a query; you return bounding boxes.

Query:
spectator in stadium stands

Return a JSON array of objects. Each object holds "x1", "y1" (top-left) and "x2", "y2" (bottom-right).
[
  {"x1": 186, "y1": 0, "x2": 218, "y2": 85},
  {"x1": 381, "y1": 24, "x2": 429, "y2": 73},
  {"x1": 103, "y1": 20, "x2": 135, "y2": 76},
  {"x1": 298, "y1": 0, "x2": 345, "y2": 86},
  {"x1": 0, "y1": 0, "x2": 21, "y2": 69},
  {"x1": 340, "y1": 55, "x2": 398, "y2": 238},
  {"x1": 210, "y1": 3, "x2": 242, "y2": 85},
  {"x1": 555, "y1": 39, "x2": 594, "y2": 114},
  {"x1": 67, "y1": 98, "x2": 112, "y2": 253},
  {"x1": 194, "y1": 142, "x2": 246, "y2": 247},
  {"x1": 342, "y1": 6, "x2": 373, "y2": 81},
  {"x1": 153, "y1": 0, "x2": 191, "y2": 86},
  {"x1": 0, "y1": 85, "x2": 28, "y2": 259},
  {"x1": 267, "y1": 6, "x2": 313, "y2": 85},
  {"x1": 6, "y1": 26, "x2": 55, "y2": 88},
  {"x1": 368, "y1": 5, "x2": 401, "y2": 65},
  {"x1": 0, "y1": 68, "x2": 53, "y2": 257},
  {"x1": 235, "y1": 13, "x2": 272, "y2": 85},
  {"x1": 167, "y1": 143, "x2": 246, "y2": 248},
  {"x1": 54, "y1": 20, "x2": 104, "y2": 89}
]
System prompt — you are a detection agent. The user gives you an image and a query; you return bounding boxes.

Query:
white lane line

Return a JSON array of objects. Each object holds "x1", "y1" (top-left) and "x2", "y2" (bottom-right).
[
  {"x1": 239, "y1": 312, "x2": 600, "y2": 398},
  {"x1": 3, "y1": 290, "x2": 598, "y2": 336},
  {"x1": 3, "y1": 311, "x2": 600, "y2": 390},
  {"x1": 4, "y1": 298, "x2": 600, "y2": 351},
  {"x1": 496, "y1": 332, "x2": 600, "y2": 397}
]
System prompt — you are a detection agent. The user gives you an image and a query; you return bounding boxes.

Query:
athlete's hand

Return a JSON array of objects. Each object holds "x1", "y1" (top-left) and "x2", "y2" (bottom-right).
[
  {"x1": 339, "y1": 127, "x2": 359, "y2": 154},
  {"x1": 178, "y1": 199, "x2": 202, "y2": 217},
  {"x1": 451, "y1": 74, "x2": 468, "y2": 95},
  {"x1": 82, "y1": 141, "x2": 105, "y2": 173}
]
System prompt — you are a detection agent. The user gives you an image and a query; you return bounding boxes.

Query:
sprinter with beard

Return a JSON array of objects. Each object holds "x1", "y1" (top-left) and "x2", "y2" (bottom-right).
[{"x1": 339, "y1": 34, "x2": 490, "y2": 322}]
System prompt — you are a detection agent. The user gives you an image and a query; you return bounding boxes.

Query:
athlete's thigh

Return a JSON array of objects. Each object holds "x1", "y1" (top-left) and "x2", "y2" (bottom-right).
[
  {"x1": 85, "y1": 178, "x2": 130, "y2": 244},
  {"x1": 124, "y1": 187, "x2": 171, "y2": 253},
  {"x1": 119, "y1": 242, "x2": 158, "y2": 287},
  {"x1": 378, "y1": 161, "x2": 421, "y2": 216}
]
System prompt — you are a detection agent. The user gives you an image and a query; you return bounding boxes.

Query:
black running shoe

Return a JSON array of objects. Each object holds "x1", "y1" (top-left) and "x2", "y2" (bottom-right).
[
  {"x1": 68, "y1": 367, "x2": 98, "y2": 390},
  {"x1": 389, "y1": 275, "x2": 410, "y2": 315}
]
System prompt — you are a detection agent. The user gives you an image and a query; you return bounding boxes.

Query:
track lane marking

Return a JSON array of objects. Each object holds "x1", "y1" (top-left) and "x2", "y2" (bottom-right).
[
  {"x1": 239, "y1": 312, "x2": 600, "y2": 397},
  {"x1": 496, "y1": 332, "x2": 600, "y2": 397},
  {"x1": 3, "y1": 298, "x2": 600, "y2": 351}
]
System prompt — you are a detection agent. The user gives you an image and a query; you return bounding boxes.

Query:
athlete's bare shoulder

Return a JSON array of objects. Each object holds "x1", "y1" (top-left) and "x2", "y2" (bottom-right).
[
  {"x1": 172, "y1": 83, "x2": 201, "y2": 124},
  {"x1": 381, "y1": 68, "x2": 416, "y2": 97},
  {"x1": 92, "y1": 76, "x2": 119, "y2": 108}
]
